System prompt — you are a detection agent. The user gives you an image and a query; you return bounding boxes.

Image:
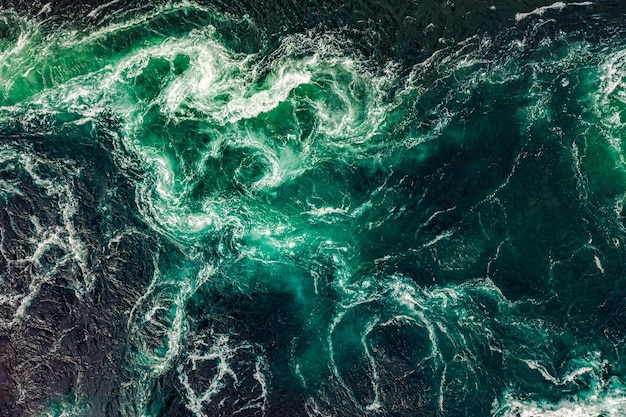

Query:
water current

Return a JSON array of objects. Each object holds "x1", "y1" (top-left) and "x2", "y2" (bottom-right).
[{"x1": 2, "y1": 1, "x2": 626, "y2": 416}]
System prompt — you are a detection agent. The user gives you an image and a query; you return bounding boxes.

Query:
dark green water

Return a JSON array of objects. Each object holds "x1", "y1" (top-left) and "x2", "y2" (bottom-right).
[{"x1": 2, "y1": 0, "x2": 626, "y2": 416}]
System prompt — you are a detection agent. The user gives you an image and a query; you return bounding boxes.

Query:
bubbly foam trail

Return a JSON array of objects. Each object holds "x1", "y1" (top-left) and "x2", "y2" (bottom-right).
[
  {"x1": 514, "y1": 2, "x2": 594, "y2": 22},
  {"x1": 177, "y1": 332, "x2": 270, "y2": 417},
  {"x1": 495, "y1": 384, "x2": 626, "y2": 417},
  {"x1": 0, "y1": 144, "x2": 94, "y2": 328},
  {"x1": 0, "y1": 11, "x2": 399, "y2": 247}
]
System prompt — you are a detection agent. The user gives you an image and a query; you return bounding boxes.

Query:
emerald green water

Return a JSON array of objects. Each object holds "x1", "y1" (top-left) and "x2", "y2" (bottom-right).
[{"x1": 2, "y1": 1, "x2": 626, "y2": 416}]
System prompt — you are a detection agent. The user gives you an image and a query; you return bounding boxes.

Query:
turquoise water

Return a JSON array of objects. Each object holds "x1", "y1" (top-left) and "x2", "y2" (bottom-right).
[{"x1": 2, "y1": 1, "x2": 626, "y2": 416}]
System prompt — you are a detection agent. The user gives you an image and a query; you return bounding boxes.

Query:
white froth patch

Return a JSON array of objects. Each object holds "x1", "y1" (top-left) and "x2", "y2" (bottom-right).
[
  {"x1": 593, "y1": 255, "x2": 605, "y2": 274},
  {"x1": 496, "y1": 393, "x2": 626, "y2": 417},
  {"x1": 599, "y1": 49, "x2": 626, "y2": 100},
  {"x1": 37, "y1": 2, "x2": 52, "y2": 15},
  {"x1": 305, "y1": 206, "x2": 350, "y2": 217},
  {"x1": 515, "y1": 2, "x2": 593, "y2": 22},
  {"x1": 0, "y1": 149, "x2": 96, "y2": 321},
  {"x1": 86, "y1": 0, "x2": 122, "y2": 18},
  {"x1": 325, "y1": 276, "x2": 511, "y2": 414},
  {"x1": 0, "y1": 8, "x2": 400, "y2": 242},
  {"x1": 178, "y1": 334, "x2": 269, "y2": 417},
  {"x1": 222, "y1": 70, "x2": 311, "y2": 123}
]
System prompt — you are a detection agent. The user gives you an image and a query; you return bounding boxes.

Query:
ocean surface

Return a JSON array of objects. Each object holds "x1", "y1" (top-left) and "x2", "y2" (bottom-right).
[{"x1": 1, "y1": 0, "x2": 626, "y2": 416}]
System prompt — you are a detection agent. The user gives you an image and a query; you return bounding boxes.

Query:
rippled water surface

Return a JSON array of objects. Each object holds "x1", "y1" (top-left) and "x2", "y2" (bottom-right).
[{"x1": 2, "y1": 1, "x2": 626, "y2": 416}]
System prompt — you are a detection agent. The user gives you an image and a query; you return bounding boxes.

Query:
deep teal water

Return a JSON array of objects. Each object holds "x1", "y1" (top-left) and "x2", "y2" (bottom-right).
[{"x1": 2, "y1": 1, "x2": 626, "y2": 416}]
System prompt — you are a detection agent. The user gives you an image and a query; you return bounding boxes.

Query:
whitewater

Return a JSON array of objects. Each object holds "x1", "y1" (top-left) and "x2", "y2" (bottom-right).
[{"x1": 1, "y1": 1, "x2": 626, "y2": 416}]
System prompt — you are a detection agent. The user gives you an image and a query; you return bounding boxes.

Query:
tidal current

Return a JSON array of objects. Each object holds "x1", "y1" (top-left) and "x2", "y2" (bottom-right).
[{"x1": 2, "y1": 1, "x2": 626, "y2": 416}]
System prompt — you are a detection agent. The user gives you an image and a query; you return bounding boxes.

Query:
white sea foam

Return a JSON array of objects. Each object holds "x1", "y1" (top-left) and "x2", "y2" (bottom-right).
[
  {"x1": 0, "y1": 3, "x2": 405, "y2": 252},
  {"x1": 362, "y1": 317, "x2": 382, "y2": 411},
  {"x1": 178, "y1": 333, "x2": 269, "y2": 417},
  {"x1": 86, "y1": 0, "x2": 123, "y2": 18},
  {"x1": 322, "y1": 274, "x2": 502, "y2": 413},
  {"x1": 0, "y1": 178, "x2": 23, "y2": 199},
  {"x1": 21, "y1": 153, "x2": 94, "y2": 295},
  {"x1": 0, "y1": 144, "x2": 99, "y2": 325},
  {"x1": 7, "y1": 4, "x2": 621, "y2": 416},
  {"x1": 515, "y1": 2, "x2": 594, "y2": 22},
  {"x1": 593, "y1": 47, "x2": 626, "y2": 190},
  {"x1": 495, "y1": 388, "x2": 626, "y2": 417}
]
